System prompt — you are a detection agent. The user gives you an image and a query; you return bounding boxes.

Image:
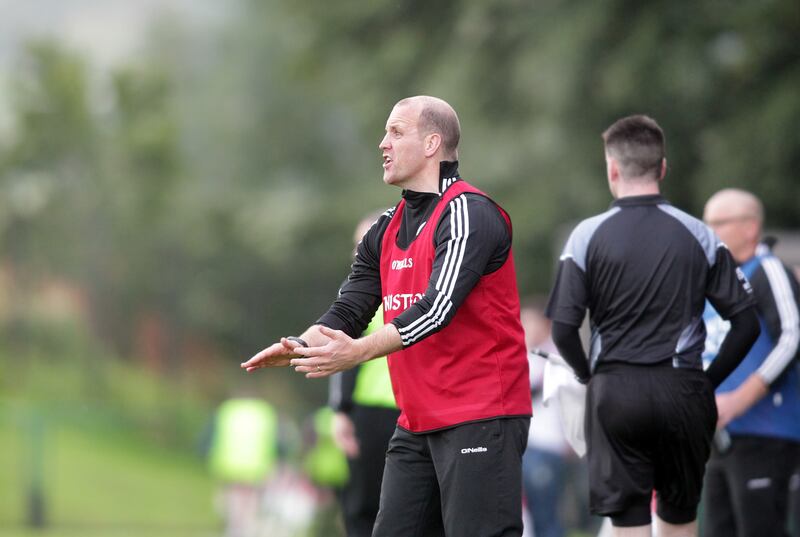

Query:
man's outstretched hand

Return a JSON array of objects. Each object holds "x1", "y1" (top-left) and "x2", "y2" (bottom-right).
[
  {"x1": 241, "y1": 338, "x2": 306, "y2": 372},
  {"x1": 290, "y1": 326, "x2": 367, "y2": 379},
  {"x1": 242, "y1": 323, "x2": 402, "y2": 378}
]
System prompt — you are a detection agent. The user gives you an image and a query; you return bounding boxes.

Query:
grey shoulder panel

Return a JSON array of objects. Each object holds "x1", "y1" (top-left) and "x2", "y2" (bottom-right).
[
  {"x1": 657, "y1": 204, "x2": 721, "y2": 266},
  {"x1": 560, "y1": 208, "x2": 621, "y2": 272}
]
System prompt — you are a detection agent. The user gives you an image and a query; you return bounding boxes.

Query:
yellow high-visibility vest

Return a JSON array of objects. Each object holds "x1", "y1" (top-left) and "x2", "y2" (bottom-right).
[
  {"x1": 304, "y1": 407, "x2": 349, "y2": 487},
  {"x1": 208, "y1": 398, "x2": 278, "y2": 484},
  {"x1": 352, "y1": 306, "x2": 397, "y2": 409}
]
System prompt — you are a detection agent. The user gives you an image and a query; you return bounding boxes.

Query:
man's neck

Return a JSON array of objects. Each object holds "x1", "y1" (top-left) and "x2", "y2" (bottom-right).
[
  {"x1": 400, "y1": 165, "x2": 441, "y2": 194},
  {"x1": 614, "y1": 179, "x2": 660, "y2": 199}
]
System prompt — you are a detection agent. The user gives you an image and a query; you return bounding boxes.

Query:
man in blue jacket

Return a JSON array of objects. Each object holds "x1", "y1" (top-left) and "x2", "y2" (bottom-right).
[{"x1": 702, "y1": 188, "x2": 800, "y2": 537}]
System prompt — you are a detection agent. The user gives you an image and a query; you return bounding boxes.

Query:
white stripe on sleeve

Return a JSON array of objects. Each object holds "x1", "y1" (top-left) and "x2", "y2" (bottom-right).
[
  {"x1": 398, "y1": 195, "x2": 469, "y2": 345},
  {"x1": 757, "y1": 257, "x2": 800, "y2": 384}
]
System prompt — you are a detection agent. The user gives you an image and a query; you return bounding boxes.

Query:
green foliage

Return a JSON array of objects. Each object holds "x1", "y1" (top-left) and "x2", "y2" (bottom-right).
[
  {"x1": 9, "y1": 41, "x2": 94, "y2": 168},
  {"x1": 0, "y1": 3, "x2": 796, "y2": 533},
  {"x1": 269, "y1": 0, "x2": 800, "y2": 296},
  {"x1": 0, "y1": 0, "x2": 797, "y2": 404}
]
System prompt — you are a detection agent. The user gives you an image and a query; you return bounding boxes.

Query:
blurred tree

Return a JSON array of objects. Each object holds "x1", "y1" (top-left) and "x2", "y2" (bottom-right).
[
  {"x1": 2, "y1": 41, "x2": 97, "y2": 283},
  {"x1": 0, "y1": 0, "x2": 797, "y2": 416},
  {"x1": 277, "y1": 0, "x2": 799, "y2": 293}
]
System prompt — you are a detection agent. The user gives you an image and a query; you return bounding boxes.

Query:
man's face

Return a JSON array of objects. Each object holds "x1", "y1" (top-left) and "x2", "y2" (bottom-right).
[
  {"x1": 703, "y1": 202, "x2": 758, "y2": 262},
  {"x1": 379, "y1": 103, "x2": 427, "y2": 187}
]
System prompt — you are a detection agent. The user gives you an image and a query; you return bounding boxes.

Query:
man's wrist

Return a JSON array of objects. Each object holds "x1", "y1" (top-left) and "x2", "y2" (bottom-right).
[
  {"x1": 353, "y1": 336, "x2": 371, "y2": 365},
  {"x1": 575, "y1": 374, "x2": 591, "y2": 385},
  {"x1": 286, "y1": 336, "x2": 309, "y2": 348}
]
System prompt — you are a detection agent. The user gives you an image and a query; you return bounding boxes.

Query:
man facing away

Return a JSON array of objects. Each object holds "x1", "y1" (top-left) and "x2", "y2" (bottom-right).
[
  {"x1": 701, "y1": 188, "x2": 800, "y2": 537},
  {"x1": 545, "y1": 115, "x2": 760, "y2": 537},
  {"x1": 242, "y1": 95, "x2": 531, "y2": 536}
]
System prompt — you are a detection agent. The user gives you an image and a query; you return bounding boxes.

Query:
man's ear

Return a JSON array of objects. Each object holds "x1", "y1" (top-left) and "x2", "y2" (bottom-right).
[
  {"x1": 658, "y1": 158, "x2": 667, "y2": 181},
  {"x1": 606, "y1": 154, "x2": 619, "y2": 182},
  {"x1": 424, "y1": 133, "x2": 442, "y2": 157}
]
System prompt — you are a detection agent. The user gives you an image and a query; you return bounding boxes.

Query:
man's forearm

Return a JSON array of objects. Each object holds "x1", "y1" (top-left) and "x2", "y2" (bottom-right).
[
  {"x1": 551, "y1": 321, "x2": 592, "y2": 383},
  {"x1": 734, "y1": 373, "x2": 769, "y2": 414},
  {"x1": 705, "y1": 308, "x2": 760, "y2": 388},
  {"x1": 355, "y1": 323, "x2": 403, "y2": 362},
  {"x1": 301, "y1": 323, "x2": 402, "y2": 362}
]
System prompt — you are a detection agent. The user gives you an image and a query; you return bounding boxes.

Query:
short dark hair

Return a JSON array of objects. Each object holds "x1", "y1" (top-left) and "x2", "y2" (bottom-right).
[{"x1": 602, "y1": 115, "x2": 665, "y2": 180}]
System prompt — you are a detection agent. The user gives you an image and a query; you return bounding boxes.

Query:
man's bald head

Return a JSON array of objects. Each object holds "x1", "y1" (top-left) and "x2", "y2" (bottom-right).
[
  {"x1": 704, "y1": 188, "x2": 764, "y2": 226},
  {"x1": 704, "y1": 188, "x2": 764, "y2": 263},
  {"x1": 395, "y1": 96, "x2": 460, "y2": 160}
]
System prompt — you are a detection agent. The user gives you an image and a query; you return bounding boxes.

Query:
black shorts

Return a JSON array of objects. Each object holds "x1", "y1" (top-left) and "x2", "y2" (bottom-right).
[
  {"x1": 373, "y1": 417, "x2": 530, "y2": 537},
  {"x1": 586, "y1": 361, "x2": 717, "y2": 527}
]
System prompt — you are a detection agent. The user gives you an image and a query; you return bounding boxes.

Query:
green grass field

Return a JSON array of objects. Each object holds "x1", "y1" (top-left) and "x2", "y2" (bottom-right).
[
  {"x1": 0, "y1": 351, "x2": 601, "y2": 537},
  {"x1": 0, "y1": 400, "x2": 219, "y2": 537}
]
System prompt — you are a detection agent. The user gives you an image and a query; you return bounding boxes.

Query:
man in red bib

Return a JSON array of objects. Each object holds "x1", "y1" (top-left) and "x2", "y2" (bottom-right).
[{"x1": 242, "y1": 96, "x2": 531, "y2": 536}]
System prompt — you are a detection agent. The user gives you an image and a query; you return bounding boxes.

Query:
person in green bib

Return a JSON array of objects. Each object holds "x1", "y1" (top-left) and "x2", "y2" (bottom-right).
[
  {"x1": 304, "y1": 406, "x2": 350, "y2": 490},
  {"x1": 207, "y1": 395, "x2": 279, "y2": 537},
  {"x1": 329, "y1": 212, "x2": 401, "y2": 537}
]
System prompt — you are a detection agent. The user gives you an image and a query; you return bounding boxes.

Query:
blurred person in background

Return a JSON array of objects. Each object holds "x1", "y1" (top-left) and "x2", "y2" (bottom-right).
[
  {"x1": 701, "y1": 188, "x2": 800, "y2": 537},
  {"x1": 328, "y1": 211, "x2": 400, "y2": 537},
  {"x1": 242, "y1": 95, "x2": 531, "y2": 536},
  {"x1": 520, "y1": 298, "x2": 572, "y2": 537},
  {"x1": 546, "y1": 115, "x2": 759, "y2": 537},
  {"x1": 206, "y1": 390, "x2": 281, "y2": 537},
  {"x1": 303, "y1": 406, "x2": 350, "y2": 537}
]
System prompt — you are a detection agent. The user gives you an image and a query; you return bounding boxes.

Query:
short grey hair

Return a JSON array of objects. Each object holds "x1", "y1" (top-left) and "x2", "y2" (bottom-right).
[{"x1": 397, "y1": 95, "x2": 460, "y2": 160}]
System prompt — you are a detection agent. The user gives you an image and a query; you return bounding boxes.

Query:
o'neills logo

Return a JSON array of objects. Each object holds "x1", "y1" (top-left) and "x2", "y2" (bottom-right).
[
  {"x1": 461, "y1": 447, "x2": 488, "y2": 454},
  {"x1": 383, "y1": 293, "x2": 424, "y2": 312},
  {"x1": 391, "y1": 257, "x2": 414, "y2": 270}
]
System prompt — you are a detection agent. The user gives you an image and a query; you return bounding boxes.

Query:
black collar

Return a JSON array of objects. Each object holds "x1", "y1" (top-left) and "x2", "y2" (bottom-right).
[
  {"x1": 401, "y1": 160, "x2": 461, "y2": 202},
  {"x1": 437, "y1": 160, "x2": 461, "y2": 194},
  {"x1": 611, "y1": 194, "x2": 667, "y2": 208}
]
